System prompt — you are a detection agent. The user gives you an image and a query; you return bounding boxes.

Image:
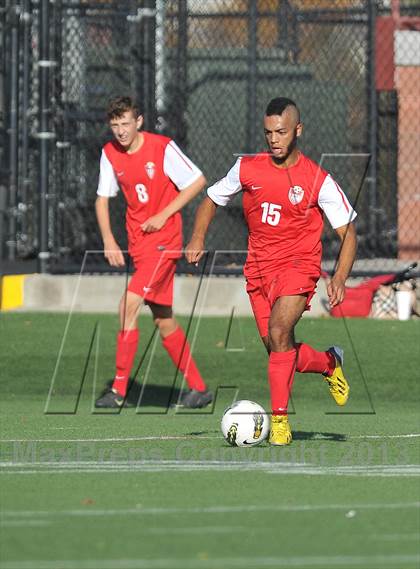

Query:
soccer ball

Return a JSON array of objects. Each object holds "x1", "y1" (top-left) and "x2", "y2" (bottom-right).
[{"x1": 221, "y1": 400, "x2": 269, "y2": 447}]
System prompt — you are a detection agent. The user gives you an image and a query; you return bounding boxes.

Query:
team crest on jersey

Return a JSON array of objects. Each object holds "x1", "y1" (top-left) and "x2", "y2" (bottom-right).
[
  {"x1": 288, "y1": 185, "x2": 304, "y2": 205},
  {"x1": 145, "y1": 161, "x2": 155, "y2": 179}
]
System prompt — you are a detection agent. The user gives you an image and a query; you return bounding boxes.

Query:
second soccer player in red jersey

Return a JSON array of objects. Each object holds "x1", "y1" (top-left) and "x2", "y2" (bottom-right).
[
  {"x1": 95, "y1": 96, "x2": 212, "y2": 409},
  {"x1": 186, "y1": 97, "x2": 357, "y2": 443}
]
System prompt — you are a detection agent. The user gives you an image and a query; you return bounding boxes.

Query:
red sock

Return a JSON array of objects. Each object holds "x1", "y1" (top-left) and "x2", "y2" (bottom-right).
[
  {"x1": 162, "y1": 327, "x2": 207, "y2": 392},
  {"x1": 112, "y1": 329, "x2": 139, "y2": 396},
  {"x1": 268, "y1": 349, "x2": 296, "y2": 415},
  {"x1": 296, "y1": 343, "x2": 335, "y2": 376}
]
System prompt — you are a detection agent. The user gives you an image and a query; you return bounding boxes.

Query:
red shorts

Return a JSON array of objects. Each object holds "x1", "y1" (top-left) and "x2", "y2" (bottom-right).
[
  {"x1": 246, "y1": 268, "x2": 319, "y2": 338},
  {"x1": 127, "y1": 255, "x2": 177, "y2": 306}
]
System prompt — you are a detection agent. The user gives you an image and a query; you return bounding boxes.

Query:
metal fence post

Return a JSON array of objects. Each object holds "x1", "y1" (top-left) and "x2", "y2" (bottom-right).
[
  {"x1": 176, "y1": 0, "x2": 187, "y2": 146},
  {"x1": 155, "y1": 0, "x2": 166, "y2": 132},
  {"x1": 0, "y1": 4, "x2": 7, "y2": 263},
  {"x1": 20, "y1": 0, "x2": 32, "y2": 254},
  {"x1": 247, "y1": 0, "x2": 258, "y2": 153},
  {"x1": 132, "y1": 0, "x2": 157, "y2": 130},
  {"x1": 145, "y1": 0, "x2": 157, "y2": 130},
  {"x1": 7, "y1": 2, "x2": 20, "y2": 261},
  {"x1": 367, "y1": 0, "x2": 378, "y2": 253},
  {"x1": 38, "y1": 0, "x2": 52, "y2": 273}
]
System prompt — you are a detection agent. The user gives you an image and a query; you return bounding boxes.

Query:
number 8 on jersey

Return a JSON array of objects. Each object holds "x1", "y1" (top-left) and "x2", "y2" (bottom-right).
[{"x1": 135, "y1": 183, "x2": 149, "y2": 203}]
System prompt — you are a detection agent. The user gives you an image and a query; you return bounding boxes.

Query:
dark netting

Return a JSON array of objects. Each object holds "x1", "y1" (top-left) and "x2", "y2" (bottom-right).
[
  {"x1": 1, "y1": 0, "x2": 419, "y2": 274},
  {"x1": 0, "y1": 5, "x2": 6, "y2": 203}
]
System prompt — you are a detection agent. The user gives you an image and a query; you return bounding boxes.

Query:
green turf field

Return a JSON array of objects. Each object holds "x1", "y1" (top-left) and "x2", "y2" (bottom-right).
[{"x1": 0, "y1": 312, "x2": 419, "y2": 569}]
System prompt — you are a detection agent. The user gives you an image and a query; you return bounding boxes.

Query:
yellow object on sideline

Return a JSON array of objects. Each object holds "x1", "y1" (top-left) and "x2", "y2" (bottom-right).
[{"x1": 0, "y1": 274, "x2": 26, "y2": 310}]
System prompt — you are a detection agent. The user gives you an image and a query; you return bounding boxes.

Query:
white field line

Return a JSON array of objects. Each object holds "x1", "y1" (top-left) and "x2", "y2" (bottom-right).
[
  {"x1": 0, "y1": 460, "x2": 303, "y2": 468},
  {"x1": 0, "y1": 460, "x2": 304, "y2": 474},
  {"x1": 0, "y1": 460, "x2": 419, "y2": 476},
  {"x1": 144, "y1": 525, "x2": 248, "y2": 535},
  {"x1": 3, "y1": 468, "x2": 419, "y2": 477},
  {"x1": 0, "y1": 554, "x2": 419, "y2": 569},
  {"x1": 1, "y1": 501, "x2": 419, "y2": 519},
  {"x1": 0, "y1": 523, "x2": 245, "y2": 534},
  {"x1": 350, "y1": 434, "x2": 420, "y2": 439},
  {"x1": 1, "y1": 433, "x2": 419, "y2": 443},
  {"x1": 0, "y1": 520, "x2": 51, "y2": 527},
  {"x1": 3, "y1": 470, "x2": 419, "y2": 477},
  {"x1": 265, "y1": 464, "x2": 420, "y2": 475},
  {"x1": 0, "y1": 435, "x2": 219, "y2": 443},
  {"x1": 370, "y1": 533, "x2": 420, "y2": 541}
]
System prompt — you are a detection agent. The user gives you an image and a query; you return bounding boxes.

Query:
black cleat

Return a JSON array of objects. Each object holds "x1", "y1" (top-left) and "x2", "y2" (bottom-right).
[
  {"x1": 95, "y1": 388, "x2": 126, "y2": 408},
  {"x1": 175, "y1": 389, "x2": 213, "y2": 409}
]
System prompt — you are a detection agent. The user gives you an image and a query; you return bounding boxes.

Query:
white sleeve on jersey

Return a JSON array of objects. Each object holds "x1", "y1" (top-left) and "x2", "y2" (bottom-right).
[
  {"x1": 318, "y1": 174, "x2": 357, "y2": 229},
  {"x1": 163, "y1": 141, "x2": 203, "y2": 190},
  {"x1": 207, "y1": 157, "x2": 242, "y2": 206},
  {"x1": 96, "y1": 149, "x2": 119, "y2": 197}
]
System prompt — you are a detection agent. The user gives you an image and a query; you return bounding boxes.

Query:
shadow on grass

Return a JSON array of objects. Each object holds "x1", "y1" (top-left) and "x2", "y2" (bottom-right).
[
  {"x1": 292, "y1": 431, "x2": 347, "y2": 442},
  {"x1": 100, "y1": 379, "x2": 182, "y2": 408},
  {"x1": 218, "y1": 431, "x2": 347, "y2": 447}
]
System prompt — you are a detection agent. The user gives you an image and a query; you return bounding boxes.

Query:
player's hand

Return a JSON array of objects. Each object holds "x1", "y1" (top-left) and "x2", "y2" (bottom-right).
[
  {"x1": 103, "y1": 239, "x2": 125, "y2": 267},
  {"x1": 141, "y1": 213, "x2": 167, "y2": 233},
  {"x1": 185, "y1": 236, "x2": 205, "y2": 266},
  {"x1": 327, "y1": 274, "x2": 346, "y2": 308}
]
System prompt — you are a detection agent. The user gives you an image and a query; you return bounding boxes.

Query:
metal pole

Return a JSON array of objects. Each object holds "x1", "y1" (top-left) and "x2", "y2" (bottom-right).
[
  {"x1": 38, "y1": 0, "x2": 51, "y2": 273},
  {"x1": 0, "y1": 4, "x2": 8, "y2": 263},
  {"x1": 176, "y1": 0, "x2": 187, "y2": 146},
  {"x1": 129, "y1": 0, "x2": 138, "y2": 107},
  {"x1": 367, "y1": 0, "x2": 378, "y2": 254},
  {"x1": 20, "y1": 0, "x2": 31, "y2": 251},
  {"x1": 128, "y1": 2, "x2": 157, "y2": 129},
  {"x1": 247, "y1": 0, "x2": 258, "y2": 153},
  {"x1": 145, "y1": 0, "x2": 156, "y2": 130},
  {"x1": 6, "y1": 5, "x2": 20, "y2": 261},
  {"x1": 52, "y1": 0, "x2": 62, "y2": 258},
  {"x1": 155, "y1": 0, "x2": 167, "y2": 132},
  {"x1": 7, "y1": 4, "x2": 20, "y2": 261}
]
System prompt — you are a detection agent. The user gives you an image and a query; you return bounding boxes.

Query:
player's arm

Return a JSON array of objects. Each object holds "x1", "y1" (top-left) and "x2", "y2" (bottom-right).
[
  {"x1": 95, "y1": 196, "x2": 125, "y2": 267},
  {"x1": 140, "y1": 174, "x2": 206, "y2": 233},
  {"x1": 317, "y1": 174, "x2": 358, "y2": 307},
  {"x1": 141, "y1": 141, "x2": 206, "y2": 233},
  {"x1": 328, "y1": 222, "x2": 357, "y2": 307},
  {"x1": 185, "y1": 196, "x2": 218, "y2": 264},
  {"x1": 186, "y1": 157, "x2": 243, "y2": 264},
  {"x1": 96, "y1": 149, "x2": 125, "y2": 267}
]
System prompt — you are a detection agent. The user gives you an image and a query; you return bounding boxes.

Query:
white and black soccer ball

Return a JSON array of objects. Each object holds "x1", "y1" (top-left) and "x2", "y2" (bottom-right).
[{"x1": 221, "y1": 400, "x2": 269, "y2": 447}]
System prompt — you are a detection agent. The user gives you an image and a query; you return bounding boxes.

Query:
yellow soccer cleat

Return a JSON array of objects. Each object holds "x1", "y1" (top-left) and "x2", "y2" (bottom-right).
[
  {"x1": 269, "y1": 414, "x2": 292, "y2": 446},
  {"x1": 324, "y1": 346, "x2": 349, "y2": 406}
]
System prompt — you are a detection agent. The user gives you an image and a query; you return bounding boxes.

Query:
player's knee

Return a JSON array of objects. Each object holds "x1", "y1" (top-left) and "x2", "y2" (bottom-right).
[
  {"x1": 155, "y1": 317, "x2": 177, "y2": 337},
  {"x1": 268, "y1": 322, "x2": 292, "y2": 351},
  {"x1": 119, "y1": 293, "x2": 141, "y2": 322},
  {"x1": 154, "y1": 317, "x2": 168, "y2": 333}
]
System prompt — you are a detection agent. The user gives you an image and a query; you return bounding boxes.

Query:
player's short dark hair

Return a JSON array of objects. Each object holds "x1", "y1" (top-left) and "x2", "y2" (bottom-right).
[
  {"x1": 265, "y1": 97, "x2": 300, "y2": 122},
  {"x1": 107, "y1": 96, "x2": 142, "y2": 120}
]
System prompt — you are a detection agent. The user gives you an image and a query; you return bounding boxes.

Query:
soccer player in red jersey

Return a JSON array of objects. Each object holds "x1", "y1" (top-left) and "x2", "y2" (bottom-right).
[
  {"x1": 95, "y1": 96, "x2": 212, "y2": 409},
  {"x1": 186, "y1": 97, "x2": 357, "y2": 444}
]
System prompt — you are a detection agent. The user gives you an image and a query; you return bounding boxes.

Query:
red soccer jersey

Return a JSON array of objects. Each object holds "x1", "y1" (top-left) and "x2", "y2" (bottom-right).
[
  {"x1": 97, "y1": 132, "x2": 203, "y2": 258},
  {"x1": 207, "y1": 152, "x2": 356, "y2": 278}
]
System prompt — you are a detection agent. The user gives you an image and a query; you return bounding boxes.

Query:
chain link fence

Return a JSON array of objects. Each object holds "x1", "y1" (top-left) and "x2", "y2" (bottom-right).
[{"x1": 1, "y1": 0, "x2": 419, "y2": 274}]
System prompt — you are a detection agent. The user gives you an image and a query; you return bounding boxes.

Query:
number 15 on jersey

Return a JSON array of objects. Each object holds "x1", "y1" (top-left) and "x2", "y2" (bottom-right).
[{"x1": 261, "y1": 202, "x2": 281, "y2": 226}]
